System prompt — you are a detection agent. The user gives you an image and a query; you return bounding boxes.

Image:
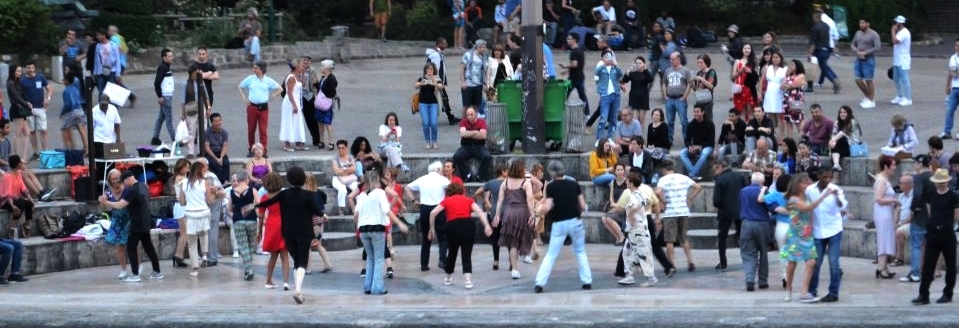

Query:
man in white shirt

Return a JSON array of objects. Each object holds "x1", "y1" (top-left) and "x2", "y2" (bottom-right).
[
  {"x1": 805, "y1": 167, "x2": 847, "y2": 303},
  {"x1": 592, "y1": 0, "x2": 616, "y2": 36},
  {"x1": 941, "y1": 40, "x2": 959, "y2": 140},
  {"x1": 655, "y1": 160, "x2": 701, "y2": 273},
  {"x1": 93, "y1": 94, "x2": 121, "y2": 149},
  {"x1": 405, "y1": 161, "x2": 451, "y2": 271},
  {"x1": 890, "y1": 15, "x2": 912, "y2": 106}
]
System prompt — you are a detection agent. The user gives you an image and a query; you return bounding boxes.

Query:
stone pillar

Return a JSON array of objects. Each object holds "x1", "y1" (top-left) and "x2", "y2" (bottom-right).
[{"x1": 331, "y1": 26, "x2": 350, "y2": 63}]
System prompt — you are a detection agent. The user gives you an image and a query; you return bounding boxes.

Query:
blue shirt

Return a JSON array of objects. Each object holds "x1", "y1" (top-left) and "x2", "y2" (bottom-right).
[
  {"x1": 238, "y1": 75, "x2": 280, "y2": 104},
  {"x1": 504, "y1": 0, "x2": 521, "y2": 17},
  {"x1": 61, "y1": 83, "x2": 82, "y2": 116},
  {"x1": 739, "y1": 184, "x2": 773, "y2": 222},
  {"x1": 543, "y1": 43, "x2": 556, "y2": 79},
  {"x1": 763, "y1": 190, "x2": 789, "y2": 223},
  {"x1": 20, "y1": 74, "x2": 49, "y2": 108},
  {"x1": 94, "y1": 42, "x2": 122, "y2": 76}
]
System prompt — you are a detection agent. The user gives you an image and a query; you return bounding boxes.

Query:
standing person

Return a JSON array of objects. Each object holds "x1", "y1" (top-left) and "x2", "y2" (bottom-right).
[
  {"x1": 782, "y1": 59, "x2": 808, "y2": 140},
  {"x1": 731, "y1": 43, "x2": 758, "y2": 116},
  {"x1": 405, "y1": 161, "x2": 451, "y2": 271},
  {"x1": 850, "y1": 18, "x2": 880, "y2": 109},
  {"x1": 204, "y1": 113, "x2": 230, "y2": 183},
  {"x1": 460, "y1": 40, "x2": 488, "y2": 116},
  {"x1": 93, "y1": 29, "x2": 121, "y2": 94},
  {"x1": 91, "y1": 94, "x2": 121, "y2": 180},
  {"x1": 942, "y1": 40, "x2": 959, "y2": 140},
  {"x1": 902, "y1": 155, "x2": 933, "y2": 283},
  {"x1": 809, "y1": 10, "x2": 841, "y2": 94},
  {"x1": 621, "y1": 56, "x2": 653, "y2": 126},
  {"x1": 430, "y1": 183, "x2": 492, "y2": 289},
  {"x1": 238, "y1": 60, "x2": 281, "y2": 157},
  {"x1": 493, "y1": 160, "x2": 535, "y2": 280},
  {"x1": 152, "y1": 49, "x2": 175, "y2": 145},
  {"x1": 656, "y1": 160, "x2": 701, "y2": 272},
  {"x1": 20, "y1": 61, "x2": 52, "y2": 158},
  {"x1": 59, "y1": 71, "x2": 88, "y2": 154},
  {"x1": 476, "y1": 164, "x2": 507, "y2": 270},
  {"x1": 912, "y1": 168, "x2": 958, "y2": 305},
  {"x1": 177, "y1": 161, "x2": 215, "y2": 278},
  {"x1": 192, "y1": 48, "x2": 220, "y2": 107},
  {"x1": 316, "y1": 59, "x2": 338, "y2": 150},
  {"x1": 806, "y1": 167, "x2": 847, "y2": 303},
  {"x1": 299, "y1": 56, "x2": 321, "y2": 149},
  {"x1": 760, "y1": 50, "x2": 787, "y2": 137},
  {"x1": 721, "y1": 25, "x2": 744, "y2": 65},
  {"x1": 415, "y1": 63, "x2": 443, "y2": 149},
  {"x1": 533, "y1": 161, "x2": 592, "y2": 293},
  {"x1": 6, "y1": 65, "x2": 32, "y2": 158},
  {"x1": 227, "y1": 172, "x2": 260, "y2": 281},
  {"x1": 692, "y1": 54, "x2": 717, "y2": 123},
  {"x1": 170, "y1": 159, "x2": 190, "y2": 268},
  {"x1": 107, "y1": 25, "x2": 135, "y2": 106},
  {"x1": 619, "y1": 172, "x2": 659, "y2": 287},
  {"x1": 257, "y1": 173, "x2": 291, "y2": 290},
  {"x1": 782, "y1": 173, "x2": 836, "y2": 302},
  {"x1": 493, "y1": 0, "x2": 506, "y2": 45},
  {"x1": 594, "y1": 52, "x2": 624, "y2": 140},
  {"x1": 370, "y1": 0, "x2": 391, "y2": 41},
  {"x1": 874, "y1": 155, "x2": 899, "y2": 279},
  {"x1": 279, "y1": 59, "x2": 307, "y2": 152},
  {"x1": 662, "y1": 52, "x2": 692, "y2": 144},
  {"x1": 426, "y1": 38, "x2": 462, "y2": 125},
  {"x1": 647, "y1": 22, "x2": 664, "y2": 92},
  {"x1": 181, "y1": 66, "x2": 209, "y2": 158},
  {"x1": 254, "y1": 167, "x2": 326, "y2": 304},
  {"x1": 739, "y1": 172, "x2": 775, "y2": 291},
  {"x1": 712, "y1": 160, "x2": 749, "y2": 270},
  {"x1": 59, "y1": 29, "x2": 86, "y2": 68},
  {"x1": 356, "y1": 171, "x2": 409, "y2": 295},
  {"x1": 303, "y1": 173, "x2": 333, "y2": 274},
  {"x1": 561, "y1": 33, "x2": 589, "y2": 118},
  {"x1": 890, "y1": 15, "x2": 912, "y2": 106},
  {"x1": 99, "y1": 170, "x2": 163, "y2": 282}
]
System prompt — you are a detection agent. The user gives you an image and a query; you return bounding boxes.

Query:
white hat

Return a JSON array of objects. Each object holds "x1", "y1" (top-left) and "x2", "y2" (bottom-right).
[{"x1": 893, "y1": 15, "x2": 906, "y2": 24}]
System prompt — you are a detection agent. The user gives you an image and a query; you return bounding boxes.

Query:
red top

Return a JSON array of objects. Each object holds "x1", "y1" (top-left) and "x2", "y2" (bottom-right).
[
  {"x1": 387, "y1": 183, "x2": 404, "y2": 216},
  {"x1": 449, "y1": 175, "x2": 464, "y2": 191},
  {"x1": 459, "y1": 118, "x2": 487, "y2": 146},
  {"x1": 440, "y1": 194, "x2": 475, "y2": 222},
  {"x1": 0, "y1": 173, "x2": 27, "y2": 199}
]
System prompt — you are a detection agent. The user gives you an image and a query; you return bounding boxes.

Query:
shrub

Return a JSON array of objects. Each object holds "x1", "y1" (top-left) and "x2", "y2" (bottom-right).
[
  {"x1": 90, "y1": 13, "x2": 164, "y2": 47},
  {"x1": 0, "y1": 0, "x2": 59, "y2": 56},
  {"x1": 98, "y1": 0, "x2": 154, "y2": 16},
  {"x1": 186, "y1": 20, "x2": 237, "y2": 49},
  {"x1": 401, "y1": 0, "x2": 452, "y2": 41}
]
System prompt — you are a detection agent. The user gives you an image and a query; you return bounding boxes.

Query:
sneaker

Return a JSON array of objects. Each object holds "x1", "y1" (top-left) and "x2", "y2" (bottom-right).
[
  {"x1": 360, "y1": 268, "x2": 366, "y2": 277},
  {"x1": 386, "y1": 267, "x2": 395, "y2": 279},
  {"x1": 861, "y1": 100, "x2": 876, "y2": 109},
  {"x1": 117, "y1": 271, "x2": 128, "y2": 280},
  {"x1": 799, "y1": 293, "x2": 819, "y2": 303},
  {"x1": 232, "y1": 251, "x2": 239, "y2": 258},
  {"x1": 898, "y1": 99, "x2": 912, "y2": 106},
  {"x1": 122, "y1": 275, "x2": 142, "y2": 283},
  {"x1": 940, "y1": 132, "x2": 953, "y2": 140},
  {"x1": 581, "y1": 284, "x2": 592, "y2": 290},
  {"x1": 890, "y1": 96, "x2": 903, "y2": 104},
  {"x1": 7, "y1": 274, "x2": 29, "y2": 282},
  {"x1": 534, "y1": 285, "x2": 544, "y2": 293},
  {"x1": 464, "y1": 281, "x2": 474, "y2": 289},
  {"x1": 283, "y1": 283, "x2": 290, "y2": 291},
  {"x1": 511, "y1": 270, "x2": 522, "y2": 280},
  {"x1": 398, "y1": 164, "x2": 410, "y2": 172},
  {"x1": 149, "y1": 272, "x2": 164, "y2": 280},
  {"x1": 900, "y1": 274, "x2": 920, "y2": 282},
  {"x1": 819, "y1": 294, "x2": 839, "y2": 303},
  {"x1": 522, "y1": 256, "x2": 533, "y2": 264},
  {"x1": 858, "y1": 98, "x2": 868, "y2": 107},
  {"x1": 617, "y1": 276, "x2": 636, "y2": 285},
  {"x1": 0, "y1": 279, "x2": 8, "y2": 286},
  {"x1": 30, "y1": 153, "x2": 40, "y2": 161},
  {"x1": 244, "y1": 271, "x2": 254, "y2": 281},
  {"x1": 40, "y1": 188, "x2": 57, "y2": 201},
  {"x1": 640, "y1": 277, "x2": 658, "y2": 287}
]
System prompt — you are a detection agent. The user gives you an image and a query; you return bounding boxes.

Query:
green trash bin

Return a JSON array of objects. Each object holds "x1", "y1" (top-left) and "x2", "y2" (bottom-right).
[
  {"x1": 497, "y1": 81, "x2": 523, "y2": 141},
  {"x1": 544, "y1": 79, "x2": 570, "y2": 123}
]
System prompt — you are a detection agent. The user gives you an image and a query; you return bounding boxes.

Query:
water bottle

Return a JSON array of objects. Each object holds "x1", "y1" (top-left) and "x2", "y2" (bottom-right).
[{"x1": 11, "y1": 227, "x2": 18, "y2": 240}]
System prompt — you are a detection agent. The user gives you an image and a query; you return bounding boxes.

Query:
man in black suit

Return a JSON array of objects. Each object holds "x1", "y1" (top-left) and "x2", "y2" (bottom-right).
[
  {"x1": 712, "y1": 160, "x2": 749, "y2": 270},
  {"x1": 626, "y1": 136, "x2": 655, "y2": 184}
]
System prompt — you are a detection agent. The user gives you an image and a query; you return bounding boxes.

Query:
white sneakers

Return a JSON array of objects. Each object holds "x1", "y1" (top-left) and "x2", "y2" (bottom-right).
[
  {"x1": 511, "y1": 270, "x2": 522, "y2": 280},
  {"x1": 117, "y1": 271, "x2": 128, "y2": 280},
  {"x1": 890, "y1": 97, "x2": 912, "y2": 106},
  {"x1": 522, "y1": 256, "x2": 533, "y2": 264},
  {"x1": 890, "y1": 96, "x2": 903, "y2": 104},
  {"x1": 859, "y1": 98, "x2": 876, "y2": 109},
  {"x1": 617, "y1": 275, "x2": 657, "y2": 287}
]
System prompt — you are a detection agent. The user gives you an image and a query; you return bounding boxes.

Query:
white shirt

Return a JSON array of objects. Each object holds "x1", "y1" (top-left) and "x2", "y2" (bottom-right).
[
  {"x1": 893, "y1": 28, "x2": 911, "y2": 69},
  {"x1": 658, "y1": 173, "x2": 695, "y2": 218},
  {"x1": 897, "y1": 191, "x2": 913, "y2": 225},
  {"x1": 805, "y1": 182, "x2": 847, "y2": 239},
  {"x1": 593, "y1": 6, "x2": 616, "y2": 22},
  {"x1": 181, "y1": 179, "x2": 208, "y2": 211},
  {"x1": 407, "y1": 172, "x2": 450, "y2": 205},
  {"x1": 950, "y1": 54, "x2": 959, "y2": 88},
  {"x1": 356, "y1": 188, "x2": 391, "y2": 227},
  {"x1": 92, "y1": 104, "x2": 121, "y2": 143},
  {"x1": 821, "y1": 13, "x2": 838, "y2": 48}
]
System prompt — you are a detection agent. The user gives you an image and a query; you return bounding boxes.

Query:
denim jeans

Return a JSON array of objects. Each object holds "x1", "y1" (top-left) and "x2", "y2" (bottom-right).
[
  {"x1": 0, "y1": 238, "x2": 23, "y2": 276},
  {"x1": 909, "y1": 224, "x2": 927, "y2": 277},
  {"x1": 680, "y1": 147, "x2": 713, "y2": 176},
  {"x1": 892, "y1": 66, "x2": 911, "y2": 100},
  {"x1": 361, "y1": 231, "x2": 387, "y2": 294},
  {"x1": 665, "y1": 98, "x2": 688, "y2": 144},
  {"x1": 418, "y1": 103, "x2": 439, "y2": 144},
  {"x1": 944, "y1": 88, "x2": 959, "y2": 135},
  {"x1": 95, "y1": 73, "x2": 117, "y2": 94},
  {"x1": 596, "y1": 93, "x2": 621, "y2": 140},
  {"x1": 813, "y1": 48, "x2": 837, "y2": 85},
  {"x1": 809, "y1": 231, "x2": 843, "y2": 298},
  {"x1": 592, "y1": 172, "x2": 615, "y2": 186},
  {"x1": 567, "y1": 79, "x2": 589, "y2": 115},
  {"x1": 153, "y1": 96, "x2": 175, "y2": 141},
  {"x1": 534, "y1": 218, "x2": 592, "y2": 287}
]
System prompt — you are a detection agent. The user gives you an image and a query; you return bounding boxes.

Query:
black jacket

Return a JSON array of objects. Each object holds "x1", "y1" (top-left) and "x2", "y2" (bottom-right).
[
  {"x1": 713, "y1": 168, "x2": 749, "y2": 219},
  {"x1": 685, "y1": 118, "x2": 715, "y2": 148},
  {"x1": 718, "y1": 118, "x2": 746, "y2": 146},
  {"x1": 627, "y1": 150, "x2": 655, "y2": 184}
]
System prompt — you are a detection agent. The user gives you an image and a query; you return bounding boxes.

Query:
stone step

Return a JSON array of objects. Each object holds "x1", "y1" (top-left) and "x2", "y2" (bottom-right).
[
  {"x1": 686, "y1": 229, "x2": 739, "y2": 250},
  {"x1": 0, "y1": 196, "x2": 178, "y2": 238}
]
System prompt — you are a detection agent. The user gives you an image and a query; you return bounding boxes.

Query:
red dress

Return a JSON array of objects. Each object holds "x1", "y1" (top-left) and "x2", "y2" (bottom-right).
[
  {"x1": 258, "y1": 193, "x2": 286, "y2": 252},
  {"x1": 732, "y1": 61, "x2": 755, "y2": 113}
]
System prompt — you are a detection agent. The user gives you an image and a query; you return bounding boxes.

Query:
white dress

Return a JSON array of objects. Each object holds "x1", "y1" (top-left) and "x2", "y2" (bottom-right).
[
  {"x1": 762, "y1": 65, "x2": 786, "y2": 114},
  {"x1": 279, "y1": 74, "x2": 306, "y2": 143},
  {"x1": 873, "y1": 178, "x2": 896, "y2": 257}
]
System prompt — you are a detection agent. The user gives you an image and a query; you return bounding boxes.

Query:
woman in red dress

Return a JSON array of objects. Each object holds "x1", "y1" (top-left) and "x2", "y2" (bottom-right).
[
  {"x1": 732, "y1": 43, "x2": 757, "y2": 120},
  {"x1": 257, "y1": 172, "x2": 290, "y2": 290}
]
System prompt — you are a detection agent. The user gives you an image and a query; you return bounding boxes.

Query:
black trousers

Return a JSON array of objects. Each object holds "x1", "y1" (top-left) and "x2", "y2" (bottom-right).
[
  {"x1": 488, "y1": 212, "x2": 502, "y2": 262},
  {"x1": 127, "y1": 232, "x2": 160, "y2": 276},
  {"x1": 302, "y1": 96, "x2": 320, "y2": 146},
  {"x1": 419, "y1": 204, "x2": 447, "y2": 268},
  {"x1": 919, "y1": 226, "x2": 957, "y2": 299},
  {"x1": 617, "y1": 215, "x2": 674, "y2": 276},
  {"x1": 444, "y1": 218, "x2": 477, "y2": 274},
  {"x1": 717, "y1": 216, "x2": 742, "y2": 267},
  {"x1": 0, "y1": 198, "x2": 34, "y2": 223},
  {"x1": 204, "y1": 150, "x2": 230, "y2": 184},
  {"x1": 438, "y1": 88, "x2": 457, "y2": 121},
  {"x1": 453, "y1": 145, "x2": 492, "y2": 182}
]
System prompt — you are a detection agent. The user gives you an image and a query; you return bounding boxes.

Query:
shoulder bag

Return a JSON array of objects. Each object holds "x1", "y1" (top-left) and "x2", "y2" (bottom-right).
[
  {"x1": 315, "y1": 77, "x2": 333, "y2": 111},
  {"x1": 410, "y1": 92, "x2": 420, "y2": 115},
  {"x1": 850, "y1": 141, "x2": 869, "y2": 158}
]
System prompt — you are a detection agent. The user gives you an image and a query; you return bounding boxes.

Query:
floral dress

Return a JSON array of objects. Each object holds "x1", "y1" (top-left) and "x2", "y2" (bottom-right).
[
  {"x1": 782, "y1": 74, "x2": 805, "y2": 124},
  {"x1": 623, "y1": 190, "x2": 655, "y2": 278},
  {"x1": 104, "y1": 188, "x2": 130, "y2": 245},
  {"x1": 780, "y1": 197, "x2": 817, "y2": 262},
  {"x1": 732, "y1": 61, "x2": 756, "y2": 113}
]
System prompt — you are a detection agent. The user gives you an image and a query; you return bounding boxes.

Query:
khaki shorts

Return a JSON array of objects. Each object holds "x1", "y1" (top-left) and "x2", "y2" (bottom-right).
[
  {"x1": 503, "y1": 17, "x2": 520, "y2": 33},
  {"x1": 896, "y1": 224, "x2": 910, "y2": 236},
  {"x1": 373, "y1": 12, "x2": 389, "y2": 27},
  {"x1": 27, "y1": 108, "x2": 47, "y2": 131},
  {"x1": 663, "y1": 217, "x2": 688, "y2": 244}
]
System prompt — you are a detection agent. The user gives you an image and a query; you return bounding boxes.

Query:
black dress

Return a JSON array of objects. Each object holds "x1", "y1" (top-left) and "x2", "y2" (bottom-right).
[
  {"x1": 621, "y1": 70, "x2": 653, "y2": 110},
  {"x1": 255, "y1": 187, "x2": 324, "y2": 269}
]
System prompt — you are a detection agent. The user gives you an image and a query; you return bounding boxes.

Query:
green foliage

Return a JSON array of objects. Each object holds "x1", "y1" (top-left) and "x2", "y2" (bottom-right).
[
  {"x1": 98, "y1": 0, "x2": 153, "y2": 16},
  {"x1": 186, "y1": 20, "x2": 237, "y2": 49},
  {"x1": 827, "y1": 0, "x2": 921, "y2": 40},
  {"x1": 286, "y1": 0, "x2": 366, "y2": 38},
  {"x1": 90, "y1": 13, "x2": 164, "y2": 47},
  {"x1": 400, "y1": 0, "x2": 451, "y2": 41},
  {"x1": 0, "y1": 0, "x2": 58, "y2": 56}
]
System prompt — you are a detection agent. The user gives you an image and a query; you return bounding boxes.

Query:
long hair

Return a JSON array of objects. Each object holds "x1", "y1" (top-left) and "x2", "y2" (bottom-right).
[
  {"x1": 781, "y1": 138, "x2": 798, "y2": 160},
  {"x1": 187, "y1": 161, "x2": 206, "y2": 189},
  {"x1": 785, "y1": 173, "x2": 809, "y2": 198},
  {"x1": 836, "y1": 105, "x2": 855, "y2": 134}
]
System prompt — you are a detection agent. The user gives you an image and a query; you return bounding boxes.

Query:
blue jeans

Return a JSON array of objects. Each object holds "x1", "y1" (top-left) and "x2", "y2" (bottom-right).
[
  {"x1": 809, "y1": 231, "x2": 843, "y2": 298},
  {"x1": 153, "y1": 96, "x2": 175, "y2": 141},
  {"x1": 909, "y1": 224, "x2": 927, "y2": 277},
  {"x1": 592, "y1": 172, "x2": 614, "y2": 186},
  {"x1": 680, "y1": 146, "x2": 713, "y2": 176},
  {"x1": 596, "y1": 93, "x2": 620, "y2": 140},
  {"x1": 567, "y1": 79, "x2": 589, "y2": 115},
  {"x1": 893, "y1": 66, "x2": 911, "y2": 100},
  {"x1": 534, "y1": 218, "x2": 592, "y2": 287},
  {"x1": 665, "y1": 98, "x2": 688, "y2": 144},
  {"x1": 361, "y1": 231, "x2": 387, "y2": 294},
  {"x1": 853, "y1": 57, "x2": 875, "y2": 80},
  {"x1": 0, "y1": 238, "x2": 23, "y2": 276},
  {"x1": 95, "y1": 73, "x2": 117, "y2": 94},
  {"x1": 945, "y1": 88, "x2": 959, "y2": 134},
  {"x1": 814, "y1": 48, "x2": 837, "y2": 85},
  {"x1": 419, "y1": 103, "x2": 439, "y2": 143}
]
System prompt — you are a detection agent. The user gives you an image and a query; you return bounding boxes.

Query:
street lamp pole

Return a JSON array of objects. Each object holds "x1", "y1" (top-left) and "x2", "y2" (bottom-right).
[{"x1": 520, "y1": 0, "x2": 545, "y2": 154}]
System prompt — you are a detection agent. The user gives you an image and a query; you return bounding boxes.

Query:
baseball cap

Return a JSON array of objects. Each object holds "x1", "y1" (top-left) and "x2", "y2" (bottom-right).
[{"x1": 894, "y1": 15, "x2": 906, "y2": 24}]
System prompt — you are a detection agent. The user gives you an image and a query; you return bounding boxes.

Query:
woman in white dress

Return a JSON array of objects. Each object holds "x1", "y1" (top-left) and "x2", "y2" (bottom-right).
[
  {"x1": 873, "y1": 155, "x2": 898, "y2": 279},
  {"x1": 178, "y1": 161, "x2": 216, "y2": 278},
  {"x1": 279, "y1": 59, "x2": 307, "y2": 152},
  {"x1": 759, "y1": 49, "x2": 787, "y2": 137}
]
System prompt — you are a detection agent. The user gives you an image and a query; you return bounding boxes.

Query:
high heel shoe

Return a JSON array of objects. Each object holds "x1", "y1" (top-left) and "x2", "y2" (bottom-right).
[
  {"x1": 876, "y1": 269, "x2": 896, "y2": 279},
  {"x1": 172, "y1": 256, "x2": 188, "y2": 268}
]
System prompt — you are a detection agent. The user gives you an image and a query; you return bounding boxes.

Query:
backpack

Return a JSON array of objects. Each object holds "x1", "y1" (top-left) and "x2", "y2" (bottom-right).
[
  {"x1": 59, "y1": 211, "x2": 87, "y2": 237},
  {"x1": 37, "y1": 214, "x2": 61, "y2": 239}
]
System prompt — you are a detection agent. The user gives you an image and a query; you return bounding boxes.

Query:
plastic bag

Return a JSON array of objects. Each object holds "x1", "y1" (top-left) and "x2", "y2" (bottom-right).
[{"x1": 175, "y1": 120, "x2": 189, "y2": 143}]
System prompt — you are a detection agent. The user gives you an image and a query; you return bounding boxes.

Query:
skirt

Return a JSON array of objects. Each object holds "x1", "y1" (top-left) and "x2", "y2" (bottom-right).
[
  {"x1": 104, "y1": 209, "x2": 130, "y2": 245},
  {"x1": 184, "y1": 208, "x2": 211, "y2": 235}
]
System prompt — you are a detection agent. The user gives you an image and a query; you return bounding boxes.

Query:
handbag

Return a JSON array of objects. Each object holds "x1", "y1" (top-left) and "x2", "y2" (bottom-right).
[
  {"x1": 410, "y1": 92, "x2": 420, "y2": 115},
  {"x1": 850, "y1": 142, "x2": 869, "y2": 158},
  {"x1": 183, "y1": 102, "x2": 199, "y2": 116},
  {"x1": 315, "y1": 77, "x2": 333, "y2": 111},
  {"x1": 694, "y1": 89, "x2": 712, "y2": 105},
  {"x1": 730, "y1": 83, "x2": 742, "y2": 95}
]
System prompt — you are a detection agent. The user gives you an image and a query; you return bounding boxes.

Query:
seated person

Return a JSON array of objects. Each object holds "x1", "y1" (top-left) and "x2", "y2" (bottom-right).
[
  {"x1": 679, "y1": 106, "x2": 715, "y2": 181},
  {"x1": 592, "y1": 0, "x2": 617, "y2": 36},
  {"x1": 626, "y1": 136, "x2": 655, "y2": 184},
  {"x1": 717, "y1": 108, "x2": 746, "y2": 163},
  {"x1": 589, "y1": 139, "x2": 618, "y2": 186},
  {"x1": 1, "y1": 155, "x2": 37, "y2": 238},
  {"x1": 453, "y1": 107, "x2": 492, "y2": 182},
  {"x1": 927, "y1": 136, "x2": 950, "y2": 170},
  {"x1": 741, "y1": 138, "x2": 778, "y2": 175},
  {"x1": 801, "y1": 104, "x2": 834, "y2": 155},
  {"x1": 744, "y1": 105, "x2": 776, "y2": 154},
  {"x1": 612, "y1": 108, "x2": 643, "y2": 156},
  {"x1": 0, "y1": 119, "x2": 53, "y2": 201},
  {"x1": 0, "y1": 237, "x2": 29, "y2": 285},
  {"x1": 204, "y1": 113, "x2": 231, "y2": 183},
  {"x1": 796, "y1": 140, "x2": 822, "y2": 174},
  {"x1": 883, "y1": 114, "x2": 917, "y2": 159}
]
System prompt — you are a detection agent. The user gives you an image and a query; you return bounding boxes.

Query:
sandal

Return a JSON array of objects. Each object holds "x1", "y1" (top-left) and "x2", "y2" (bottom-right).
[{"x1": 891, "y1": 258, "x2": 905, "y2": 267}]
